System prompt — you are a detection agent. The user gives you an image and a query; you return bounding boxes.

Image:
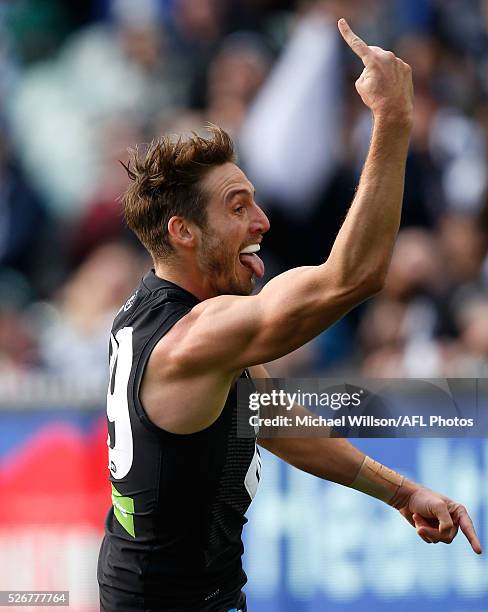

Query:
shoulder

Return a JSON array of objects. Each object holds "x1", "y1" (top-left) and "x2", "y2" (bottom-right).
[{"x1": 152, "y1": 293, "x2": 262, "y2": 376}]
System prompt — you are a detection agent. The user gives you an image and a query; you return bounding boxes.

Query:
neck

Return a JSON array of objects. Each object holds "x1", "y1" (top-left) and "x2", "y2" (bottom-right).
[{"x1": 153, "y1": 259, "x2": 215, "y2": 302}]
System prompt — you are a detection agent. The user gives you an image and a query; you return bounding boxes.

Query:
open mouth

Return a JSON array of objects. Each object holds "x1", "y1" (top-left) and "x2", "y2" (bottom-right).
[{"x1": 239, "y1": 244, "x2": 265, "y2": 278}]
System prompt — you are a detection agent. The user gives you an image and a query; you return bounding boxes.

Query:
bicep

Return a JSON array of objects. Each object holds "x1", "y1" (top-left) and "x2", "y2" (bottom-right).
[
  {"x1": 165, "y1": 293, "x2": 264, "y2": 374},
  {"x1": 169, "y1": 264, "x2": 367, "y2": 373}
]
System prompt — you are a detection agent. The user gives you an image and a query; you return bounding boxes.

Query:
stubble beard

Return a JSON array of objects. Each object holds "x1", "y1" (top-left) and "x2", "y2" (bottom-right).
[{"x1": 199, "y1": 229, "x2": 253, "y2": 296}]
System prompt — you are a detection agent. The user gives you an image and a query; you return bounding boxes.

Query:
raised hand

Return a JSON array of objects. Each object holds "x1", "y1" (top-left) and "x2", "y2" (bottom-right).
[{"x1": 337, "y1": 18, "x2": 414, "y2": 127}]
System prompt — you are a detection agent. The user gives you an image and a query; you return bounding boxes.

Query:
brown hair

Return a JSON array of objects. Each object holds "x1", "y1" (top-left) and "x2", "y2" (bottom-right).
[{"x1": 121, "y1": 124, "x2": 236, "y2": 260}]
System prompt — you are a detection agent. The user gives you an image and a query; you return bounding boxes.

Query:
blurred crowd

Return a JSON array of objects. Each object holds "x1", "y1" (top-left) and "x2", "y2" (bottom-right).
[{"x1": 1, "y1": 0, "x2": 488, "y2": 384}]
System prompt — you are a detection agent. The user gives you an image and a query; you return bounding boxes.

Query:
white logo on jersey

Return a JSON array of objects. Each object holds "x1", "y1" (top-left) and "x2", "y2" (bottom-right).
[
  {"x1": 123, "y1": 290, "x2": 138, "y2": 312},
  {"x1": 244, "y1": 445, "x2": 262, "y2": 500}
]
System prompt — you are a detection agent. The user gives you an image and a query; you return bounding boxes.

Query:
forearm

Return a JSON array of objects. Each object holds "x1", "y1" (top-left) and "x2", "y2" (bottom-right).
[
  {"x1": 261, "y1": 429, "x2": 482, "y2": 553},
  {"x1": 259, "y1": 435, "x2": 365, "y2": 486},
  {"x1": 245, "y1": 124, "x2": 410, "y2": 360},
  {"x1": 324, "y1": 117, "x2": 411, "y2": 289},
  {"x1": 254, "y1": 365, "x2": 401, "y2": 495},
  {"x1": 259, "y1": 433, "x2": 417, "y2": 505}
]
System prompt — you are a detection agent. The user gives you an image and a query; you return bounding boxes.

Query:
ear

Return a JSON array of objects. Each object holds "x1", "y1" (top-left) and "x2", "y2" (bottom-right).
[{"x1": 167, "y1": 216, "x2": 198, "y2": 249}]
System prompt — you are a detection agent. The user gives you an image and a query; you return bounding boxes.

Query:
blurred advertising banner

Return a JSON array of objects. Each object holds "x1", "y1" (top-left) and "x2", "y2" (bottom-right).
[
  {"x1": 246, "y1": 438, "x2": 488, "y2": 612},
  {"x1": 0, "y1": 392, "x2": 107, "y2": 612},
  {"x1": 0, "y1": 397, "x2": 487, "y2": 611}
]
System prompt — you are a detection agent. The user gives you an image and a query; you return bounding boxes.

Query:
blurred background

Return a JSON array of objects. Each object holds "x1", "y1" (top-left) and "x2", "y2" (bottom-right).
[{"x1": 0, "y1": 0, "x2": 487, "y2": 610}]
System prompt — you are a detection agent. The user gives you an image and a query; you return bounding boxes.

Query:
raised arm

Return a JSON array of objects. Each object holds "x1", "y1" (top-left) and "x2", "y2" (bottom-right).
[{"x1": 167, "y1": 20, "x2": 413, "y2": 373}]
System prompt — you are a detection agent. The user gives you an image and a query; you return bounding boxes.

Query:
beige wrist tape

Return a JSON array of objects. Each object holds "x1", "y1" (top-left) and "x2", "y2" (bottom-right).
[{"x1": 350, "y1": 456, "x2": 404, "y2": 504}]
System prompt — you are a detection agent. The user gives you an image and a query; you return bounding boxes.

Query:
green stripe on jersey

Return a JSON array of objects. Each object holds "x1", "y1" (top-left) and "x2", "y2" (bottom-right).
[{"x1": 111, "y1": 484, "x2": 135, "y2": 537}]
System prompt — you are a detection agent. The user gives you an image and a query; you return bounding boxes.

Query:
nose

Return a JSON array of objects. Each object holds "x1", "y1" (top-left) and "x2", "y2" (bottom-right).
[{"x1": 251, "y1": 203, "x2": 270, "y2": 235}]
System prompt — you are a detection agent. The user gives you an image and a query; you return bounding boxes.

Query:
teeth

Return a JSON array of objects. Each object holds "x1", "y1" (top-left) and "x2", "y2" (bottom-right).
[{"x1": 240, "y1": 244, "x2": 260, "y2": 254}]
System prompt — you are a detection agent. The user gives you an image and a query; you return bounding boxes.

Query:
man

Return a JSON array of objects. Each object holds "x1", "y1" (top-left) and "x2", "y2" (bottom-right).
[{"x1": 98, "y1": 19, "x2": 482, "y2": 612}]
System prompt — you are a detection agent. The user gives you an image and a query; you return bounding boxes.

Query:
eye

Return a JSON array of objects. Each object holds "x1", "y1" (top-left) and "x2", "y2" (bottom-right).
[{"x1": 234, "y1": 205, "x2": 244, "y2": 214}]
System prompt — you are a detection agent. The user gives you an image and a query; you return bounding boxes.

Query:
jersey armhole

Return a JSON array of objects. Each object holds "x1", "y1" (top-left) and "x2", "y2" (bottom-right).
[{"x1": 131, "y1": 304, "x2": 192, "y2": 437}]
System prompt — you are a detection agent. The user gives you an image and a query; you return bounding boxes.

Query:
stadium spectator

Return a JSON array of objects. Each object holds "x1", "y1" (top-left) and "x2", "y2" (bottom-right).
[{"x1": 0, "y1": 0, "x2": 487, "y2": 379}]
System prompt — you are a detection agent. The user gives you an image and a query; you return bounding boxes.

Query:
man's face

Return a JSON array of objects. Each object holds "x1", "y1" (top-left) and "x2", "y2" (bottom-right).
[{"x1": 197, "y1": 163, "x2": 270, "y2": 296}]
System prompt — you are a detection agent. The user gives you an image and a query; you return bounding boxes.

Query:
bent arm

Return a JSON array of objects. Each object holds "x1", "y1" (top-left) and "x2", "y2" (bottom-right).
[
  {"x1": 167, "y1": 23, "x2": 413, "y2": 374},
  {"x1": 169, "y1": 114, "x2": 411, "y2": 373},
  {"x1": 254, "y1": 362, "x2": 482, "y2": 554}
]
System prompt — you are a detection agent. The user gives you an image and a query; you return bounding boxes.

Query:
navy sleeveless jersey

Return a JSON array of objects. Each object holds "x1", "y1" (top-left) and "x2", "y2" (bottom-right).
[{"x1": 97, "y1": 270, "x2": 261, "y2": 611}]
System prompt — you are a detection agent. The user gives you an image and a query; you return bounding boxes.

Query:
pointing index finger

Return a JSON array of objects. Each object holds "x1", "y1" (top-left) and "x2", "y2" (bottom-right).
[
  {"x1": 459, "y1": 511, "x2": 483, "y2": 554},
  {"x1": 338, "y1": 18, "x2": 370, "y2": 63}
]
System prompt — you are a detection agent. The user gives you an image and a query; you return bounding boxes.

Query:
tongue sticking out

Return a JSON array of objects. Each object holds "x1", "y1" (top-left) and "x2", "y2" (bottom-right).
[{"x1": 239, "y1": 253, "x2": 265, "y2": 278}]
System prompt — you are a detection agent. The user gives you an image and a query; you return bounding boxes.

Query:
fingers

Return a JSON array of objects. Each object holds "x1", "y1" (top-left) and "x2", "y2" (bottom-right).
[
  {"x1": 416, "y1": 524, "x2": 434, "y2": 545},
  {"x1": 458, "y1": 509, "x2": 483, "y2": 554},
  {"x1": 431, "y1": 500, "x2": 454, "y2": 536},
  {"x1": 337, "y1": 18, "x2": 370, "y2": 63},
  {"x1": 412, "y1": 513, "x2": 458, "y2": 545},
  {"x1": 419, "y1": 533, "x2": 433, "y2": 544},
  {"x1": 413, "y1": 514, "x2": 439, "y2": 543}
]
